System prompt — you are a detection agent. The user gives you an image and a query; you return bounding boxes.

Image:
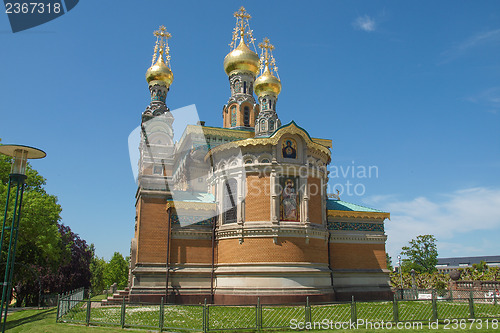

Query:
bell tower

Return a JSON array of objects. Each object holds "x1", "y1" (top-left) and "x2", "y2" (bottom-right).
[
  {"x1": 222, "y1": 7, "x2": 260, "y2": 129},
  {"x1": 254, "y1": 37, "x2": 282, "y2": 137},
  {"x1": 139, "y1": 26, "x2": 175, "y2": 183}
]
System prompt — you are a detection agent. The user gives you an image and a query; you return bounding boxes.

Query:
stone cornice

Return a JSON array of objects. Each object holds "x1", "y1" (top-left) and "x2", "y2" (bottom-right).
[
  {"x1": 329, "y1": 233, "x2": 387, "y2": 244},
  {"x1": 166, "y1": 201, "x2": 216, "y2": 211},
  {"x1": 171, "y1": 228, "x2": 212, "y2": 240},
  {"x1": 327, "y1": 210, "x2": 390, "y2": 220},
  {"x1": 217, "y1": 223, "x2": 329, "y2": 242}
]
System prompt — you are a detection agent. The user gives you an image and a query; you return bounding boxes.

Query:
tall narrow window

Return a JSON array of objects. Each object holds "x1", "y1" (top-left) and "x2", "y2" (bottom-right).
[
  {"x1": 223, "y1": 179, "x2": 237, "y2": 224},
  {"x1": 230, "y1": 105, "x2": 237, "y2": 127},
  {"x1": 244, "y1": 106, "x2": 250, "y2": 127},
  {"x1": 243, "y1": 81, "x2": 247, "y2": 94}
]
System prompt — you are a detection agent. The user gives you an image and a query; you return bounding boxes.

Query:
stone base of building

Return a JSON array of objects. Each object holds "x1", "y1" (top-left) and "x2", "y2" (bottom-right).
[
  {"x1": 128, "y1": 292, "x2": 335, "y2": 304},
  {"x1": 129, "y1": 265, "x2": 392, "y2": 304},
  {"x1": 332, "y1": 268, "x2": 393, "y2": 301}
]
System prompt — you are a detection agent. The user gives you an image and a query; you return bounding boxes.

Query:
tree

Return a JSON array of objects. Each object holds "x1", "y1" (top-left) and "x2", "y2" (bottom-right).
[
  {"x1": 473, "y1": 260, "x2": 488, "y2": 273},
  {"x1": 0, "y1": 154, "x2": 63, "y2": 305},
  {"x1": 0, "y1": 147, "x2": 92, "y2": 305},
  {"x1": 89, "y1": 244, "x2": 107, "y2": 293},
  {"x1": 104, "y1": 252, "x2": 129, "y2": 290},
  {"x1": 400, "y1": 234, "x2": 438, "y2": 274},
  {"x1": 386, "y1": 253, "x2": 393, "y2": 271}
]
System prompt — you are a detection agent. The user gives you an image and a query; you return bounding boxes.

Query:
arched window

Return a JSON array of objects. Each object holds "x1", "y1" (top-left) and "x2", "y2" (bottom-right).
[
  {"x1": 230, "y1": 105, "x2": 237, "y2": 127},
  {"x1": 234, "y1": 80, "x2": 241, "y2": 94},
  {"x1": 243, "y1": 81, "x2": 247, "y2": 94},
  {"x1": 223, "y1": 179, "x2": 237, "y2": 224},
  {"x1": 244, "y1": 106, "x2": 250, "y2": 127},
  {"x1": 269, "y1": 120, "x2": 274, "y2": 131}
]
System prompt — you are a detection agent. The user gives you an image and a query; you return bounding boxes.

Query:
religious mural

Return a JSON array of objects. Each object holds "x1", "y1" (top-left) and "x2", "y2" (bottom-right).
[
  {"x1": 282, "y1": 138, "x2": 297, "y2": 159},
  {"x1": 280, "y1": 177, "x2": 300, "y2": 221}
]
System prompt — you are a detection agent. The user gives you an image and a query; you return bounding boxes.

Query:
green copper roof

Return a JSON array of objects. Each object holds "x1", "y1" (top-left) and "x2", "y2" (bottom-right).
[
  {"x1": 168, "y1": 191, "x2": 215, "y2": 203},
  {"x1": 326, "y1": 199, "x2": 386, "y2": 213}
]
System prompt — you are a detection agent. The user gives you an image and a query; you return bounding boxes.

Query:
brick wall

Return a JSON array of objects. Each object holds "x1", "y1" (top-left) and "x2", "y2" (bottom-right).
[
  {"x1": 308, "y1": 177, "x2": 322, "y2": 224},
  {"x1": 218, "y1": 237, "x2": 328, "y2": 263},
  {"x1": 245, "y1": 175, "x2": 271, "y2": 221},
  {"x1": 137, "y1": 197, "x2": 168, "y2": 263},
  {"x1": 170, "y1": 238, "x2": 213, "y2": 264},
  {"x1": 330, "y1": 243, "x2": 387, "y2": 270}
]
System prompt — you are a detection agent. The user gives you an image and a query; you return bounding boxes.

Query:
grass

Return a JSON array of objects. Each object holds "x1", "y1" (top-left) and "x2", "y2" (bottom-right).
[
  {"x1": 6, "y1": 299, "x2": 500, "y2": 332},
  {"x1": 90, "y1": 294, "x2": 110, "y2": 302},
  {"x1": 4, "y1": 308, "x2": 145, "y2": 332}
]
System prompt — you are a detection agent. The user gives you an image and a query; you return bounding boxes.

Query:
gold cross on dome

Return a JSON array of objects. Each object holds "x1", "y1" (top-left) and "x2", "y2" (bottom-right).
[
  {"x1": 151, "y1": 25, "x2": 172, "y2": 66},
  {"x1": 229, "y1": 7, "x2": 255, "y2": 50},
  {"x1": 153, "y1": 25, "x2": 172, "y2": 40},
  {"x1": 259, "y1": 37, "x2": 275, "y2": 64},
  {"x1": 234, "y1": 6, "x2": 251, "y2": 20}
]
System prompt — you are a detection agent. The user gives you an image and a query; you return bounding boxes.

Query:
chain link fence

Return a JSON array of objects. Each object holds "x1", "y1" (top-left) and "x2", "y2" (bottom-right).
[
  {"x1": 56, "y1": 293, "x2": 500, "y2": 332},
  {"x1": 56, "y1": 287, "x2": 84, "y2": 319}
]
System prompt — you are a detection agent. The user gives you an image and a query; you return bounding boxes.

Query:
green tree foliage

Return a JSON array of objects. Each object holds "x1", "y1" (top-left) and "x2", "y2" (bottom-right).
[
  {"x1": 89, "y1": 244, "x2": 108, "y2": 293},
  {"x1": 0, "y1": 151, "x2": 92, "y2": 306},
  {"x1": 104, "y1": 252, "x2": 129, "y2": 290},
  {"x1": 400, "y1": 234, "x2": 438, "y2": 273},
  {"x1": 386, "y1": 253, "x2": 393, "y2": 271},
  {"x1": 473, "y1": 260, "x2": 488, "y2": 273},
  {"x1": 390, "y1": 262, "x2": 500, "y2": 290}
]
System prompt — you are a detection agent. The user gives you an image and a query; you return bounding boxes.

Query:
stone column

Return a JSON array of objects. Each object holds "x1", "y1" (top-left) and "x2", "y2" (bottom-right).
[
  {"x1": 302, "y1": 177, "x2": 310, "y2": 225},
  {"x1": 271, "y1": 169, "x2": 279, "y2": 224},
  {"x1": 237, "y1": 173, "x2": 244, "y2": 224}
]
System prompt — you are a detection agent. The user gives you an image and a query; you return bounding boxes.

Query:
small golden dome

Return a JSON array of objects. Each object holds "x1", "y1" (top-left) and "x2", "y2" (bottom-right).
[
  {"x1": 254, "y1": 65, "x2": 281, "y2": 97},
  {"x1": 223, "y1": 38, "x2": 260, "y2": 76},
  {"x1": 146, "y1": 52, "x2": 173, "y2": 87}
]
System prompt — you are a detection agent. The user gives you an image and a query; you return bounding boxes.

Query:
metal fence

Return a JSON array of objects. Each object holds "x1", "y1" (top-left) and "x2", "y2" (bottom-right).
[
  {"x1": 56, "y1": 293, "x2": 500, "y2": 332},
  {"x1": 56, "y1": 287, "x2": 85, "y2": 319},
  {"x1": 396, "y1": 288, "x2": 500, "y2": 302}
]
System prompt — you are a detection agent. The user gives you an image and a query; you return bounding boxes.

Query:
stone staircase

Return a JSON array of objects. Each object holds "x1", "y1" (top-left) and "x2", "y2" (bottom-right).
[{"x1": 101, "y1": 287, "x2": 130, "y2": 305}]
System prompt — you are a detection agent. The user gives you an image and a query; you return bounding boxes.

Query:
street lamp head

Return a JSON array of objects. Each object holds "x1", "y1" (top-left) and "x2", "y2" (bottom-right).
[
  {"x1": 0, "y1": 144, "x2": 46, "y2": 176},
  {"x1": 397, "y1": 255, "x2": 401, "y2": 260}
]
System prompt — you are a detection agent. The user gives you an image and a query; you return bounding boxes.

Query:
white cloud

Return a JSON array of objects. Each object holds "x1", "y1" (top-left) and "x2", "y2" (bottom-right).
[
  {"x1": 455, "y1": 29, "x2": 500, "y2": 53},
  {"x1": 466, "y1": 87, "x2": 500, "y2": 114},
  {"x1": 353, "y1": 15, "x2": 376, "y2": 32},
  {"x1": 468, "y1": 87, "x2": 500, "y2": 107},
  {"x1": 441, "y1": 29, "x2": 500, "y2": 63},
  {"x1": 364, "y1": 187, "x2": 500, "y2": 261}
]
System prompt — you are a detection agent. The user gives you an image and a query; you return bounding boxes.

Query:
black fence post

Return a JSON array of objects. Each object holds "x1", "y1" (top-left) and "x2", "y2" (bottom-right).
[
  {"x1": 432, "y1": 290, "x2": 438, "y2": 321},
  {"x1": 494, "y1": 291, "x2": 497, "y2": 306},
  {"x1": 392, "y1": 294, "x2": 399, "y2": 322},
  {"x1": 305, "y1": 296, "x2": 311, "y2": 323},
  {"x1": 469, "y1": 290, "x2": 475, "y2": 319},
  {"x1": 159, "y1": 297, "x2": 164, "y2": 332},
  {"x1": 55, "y1": 294, "x2": 60, "y2": 322},
  {"x1": 203, "y1": 298, "x2": 208, "y2": 333},
  {"x1": 85, "y1": 298, "x2": 91, "y2": 326},
  {"x1": 350, "y1": 296, "x2": 357, "y2": 324},
  {"x1": 120, "y1": 297, "x2": 126, "y2": 328},
  {"x1": 256, "y1": 297, "x2": 262, "y2": 331}
]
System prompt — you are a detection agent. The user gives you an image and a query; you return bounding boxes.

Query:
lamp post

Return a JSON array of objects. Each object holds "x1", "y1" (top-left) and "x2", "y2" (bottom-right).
[
  {"x1": 397, "y1": 255, "x2": 402, "y2": 298},
  {"x1": 0, "y1": 145, "x2": 45, "y2": 332},
  {"x1": 411, "y1": 268, "x2": 416, "y2": 300}
]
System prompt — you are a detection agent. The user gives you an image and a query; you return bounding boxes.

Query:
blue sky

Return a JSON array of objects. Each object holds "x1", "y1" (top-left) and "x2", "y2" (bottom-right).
[{"x1": 1, "y1": 1, "x2": 499, "y2": 264}]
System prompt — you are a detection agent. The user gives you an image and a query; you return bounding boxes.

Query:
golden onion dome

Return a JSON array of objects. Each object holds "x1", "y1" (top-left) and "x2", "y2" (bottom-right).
[
  {"x1": 223, "y1": 38, "x2": 260, "y2": 76},
  {"x1": 146, "y1": 52, "x2": 173, "y2": 87},
  {"x1": 254, "y1": 65, "x2": 281, "y2": 97}
]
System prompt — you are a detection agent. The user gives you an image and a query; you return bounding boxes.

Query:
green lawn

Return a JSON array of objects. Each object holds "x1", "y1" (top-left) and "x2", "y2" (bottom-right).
[
  {"x1": 6, "y1": 302, "x2": 500, "y2": 332},
  {"x1": 5, "y1": 308, "x2": 144, "y2": 332}
]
